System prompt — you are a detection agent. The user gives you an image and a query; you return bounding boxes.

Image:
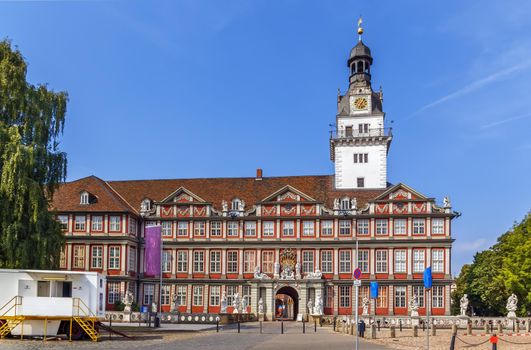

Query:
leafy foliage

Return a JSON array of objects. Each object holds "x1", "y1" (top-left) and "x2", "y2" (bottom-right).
[
  {"x1": 452, "y1": 212, "x2": 531, "y2": 316},
  {"x1": 0, "y1": 39, "x2": 68, "y2": 269}
]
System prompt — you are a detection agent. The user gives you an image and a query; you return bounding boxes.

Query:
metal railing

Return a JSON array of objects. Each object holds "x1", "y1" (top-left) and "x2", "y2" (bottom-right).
[
  {"x1": 72, "y1": 298, "x2": 96, "y2": 318},
  {"x1": 331, "y1": 127, "x2": 392, "y2": 139},
  {"x1": 0, "y1": 296, "x2": 22, "y2": 317}
]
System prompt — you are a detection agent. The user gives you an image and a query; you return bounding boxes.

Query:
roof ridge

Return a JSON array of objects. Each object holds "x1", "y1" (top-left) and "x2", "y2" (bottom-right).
[
  {"x1": 106, "y1": 174, "x2": 334, "y2": 183},
  {"x1": 91, "y1": 177, "x2": 138, "y2": 214}
]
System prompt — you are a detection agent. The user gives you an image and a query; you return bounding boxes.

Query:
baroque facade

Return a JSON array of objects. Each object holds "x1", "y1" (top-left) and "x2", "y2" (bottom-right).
[{"x1": 52, "y1": 27, "x2": 456, "y2": 320}]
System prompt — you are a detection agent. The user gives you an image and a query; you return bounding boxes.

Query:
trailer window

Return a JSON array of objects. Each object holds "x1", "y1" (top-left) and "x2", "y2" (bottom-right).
[
  {"x1": 37, "y1": 281, "x2": 51, "y2": 297},
  {"x1": 61, "y1": 282, "x2": 72, "y2": 297}
]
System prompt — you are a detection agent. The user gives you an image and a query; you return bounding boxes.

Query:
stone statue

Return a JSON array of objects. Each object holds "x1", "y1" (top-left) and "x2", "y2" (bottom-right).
[
  {"x1": 239, "y1": 200, "x2": 245, "y2": 211},
  {"x1": 460, "y1": 294, "x2": 469, "y2": 317},
  {"x1": 258, "y1": 298, "x2": 264, "y2": 314},
  {"x1": 333, "y1": 198, "x2": 340, "y2": 210},
  {"x1": 151, "y1": 301, "x2": 158, "y2": 313},
  {"x1": 307, "y1": 298, "x2": 313, "y2": 313},
  {"x1": 305, "y1": 269, "x2": 322, "y2": 279},
  {"x1": 351, "y1": 197, "x2": 357, "y2": 210},
  {"x1": 443, "y1": 196, "x2": 451, "y2": 208},
  {"x1": 274, "y1": 262, "x2": 280, "y2": 279},
  {"x1": 122, "y1": 290, "x2": 134, "y2": 314},
  {"x1": 220, "y1": 292, "x2": 228, "y2": 313},
  {"x1": 254, "y1": 265, "x2": 271, "y2": 280},
  {"x1": 506, "y1": 293, "x2": 518, "y2": 318},
  {"x1": 362, "y1": 297, "x2": 369, "y2": 316},
  {"x1": 280, "y1": 266, "x2": 295, "y2": 280},
  {"x1": 221, "y1": 200, "x2": 228, "y2": 212},
  {"x1": 171, "y1": 292, "x2": 180, "y2": 312},
  {"x1": 409, "y1": 295, "x2": 419, "y2": 317},
  {"x1": 313, "y1": 296, "x2": 323, "y2": 315},
  {"x1": 233, "y1": 293, "x2": 241, "y2": 314},
  {"x1": 241, "y1": 296, "x2": 248, "y2": 313},
  {"x1": 295, "y1": 262, "x2": 301, "y2": 280}
]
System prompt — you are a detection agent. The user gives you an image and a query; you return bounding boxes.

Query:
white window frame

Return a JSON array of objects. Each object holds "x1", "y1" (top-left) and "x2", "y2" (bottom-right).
[
  {"x1": 227, "y1": 221, "x2": 239, "y2": 237},
  {"x1": 176, "y1": 285, "x2": 187, "y2": 306},
  {"x1": 339, "y1": 220, "x2": 351, "y2": 235},
  {"x1": 91, "y1": 246, "x2": 103, "y2": 269},
  {"x1": 358, "y1": 249, "x2": 369, "y2": 273},
  {"x1": 432, "y1": 218, "x2": 444, "y2": 234},
  {"x1": 227, "y1": 251, "x2": 238, "y2": 273},
  {"x1": 282, "y1": 221, "x2": 294, "y2": 236},
  {"x1": 210, "y1": 285, "x2": 221, "y2": 306},
  {"x1": 339, "y1": 250, "x2": 351, "y2": 274},
  {"x1": 91, "y1": 215, "x2": 103, "y2": 231},
  {"x1": 375, "y1": 249, "x2": 388, "y2": 273},
  {"x1": 143, "y1": 284, "x2": 154, "y2": 305},
  {"x1": 339, "y1": 286, "x2": 351, "y2": 307},
  {"x1": 176, "y1": 250, "x2": 188, "y2": 273},
  {"x1": 302, "y1": 221, "x2": 314, "y2": 236},
  {"x1": 210, "y1": 250, "x2": 221, "y2": 273},
  {"x1": 194, "y1": 221, "x2": 205, "y2": 236},
  {"x1": 262, "y1": 221, "x2": 275, "y2": 237},
  {"x1": 394, "y1": 249, "x2": 407, "y2": 273},
  {"x1": 161, "y1": 221, "x2": 172, "y2": 236},
  {"x1": 432, "y1": 286, "x2": 444, "y2": 308},
  {"x1": 432, "y1": 249, "x2": 444, "y2": 273},
  {"x1": 73, "y1": 245, "x2": 85, "y2": 269},
  {"x1": 357, "y1": 219, "x2": 369, "y2": 235},
  {"x1": 321, "y1": 250, "x2": 333, "y2": 273},
  {"x1": 161, "y1": 284, "x2": 171, "y2": 305},
  {"x1": 302, "y1": 250, "x2": 314, "y2": 273},
  {"x1": 58, "y1": 215, "x2": 68, "y2": 230},
  {"x1": 193, "y1": 251, "x2": 204, "y2": 273},
  {"x1": 107, "y1": 282, "x2": 121, "y2": 304},
  {"x1": 162, "y1": 250, "x2": 172, "y2": 273},
  {"x1": 321, "y1": 220, "x2": 333, "y2": 236},
  {"x1": 210, "y1": 221, "x2": 222, "y2": 236},
  {"x1": 262, "y1": 251, "x2": 274, "y2": 274},
  {"x1": 243, "y1": 250, "x2": 255, "y2": 273},
  {"x1": 177, "y1": 222, "x2": 188, "y2": 237},
  {"x1": 394, "y1": 218, "x2": 407, "y2": 235},
  {"x1": 375, "y1": 219, "x2": 388, "y2": 235},
  {"x1": 109, "y1": 246, "x2": 120, "y2": 269},
  {"x1": 109, "y1": 216, "x2": 121, "y2": 232},
  {"x1": 395, "y1": 286, "x2": 406, "y2": 308},
  {"x1": 244, "y1": 221, "x2": 256, "y2": 236},
  {"x1": 413, "y1": 218, "x2": 425, "y2": 235},
  {"x1": 412, "y1": 285, "x2": 425, "y2": 308},
  {"x1": 413, "y1": 249, "x2": 425, "y2": 273},
  {"x1": 74, "y1": 216, "x2": 86, "y2": 231}
]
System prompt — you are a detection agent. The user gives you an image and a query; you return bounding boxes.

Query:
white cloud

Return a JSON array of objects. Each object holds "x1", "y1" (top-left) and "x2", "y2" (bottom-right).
[{"x1": 480, "y1": 113, "x2": 531, "y2": 130}]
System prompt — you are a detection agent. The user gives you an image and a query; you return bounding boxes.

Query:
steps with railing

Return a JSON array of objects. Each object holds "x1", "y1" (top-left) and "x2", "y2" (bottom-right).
[
  {"x1": 0, "y1": 296, "x2": 24, "y2": 338},
  {"x1": 72, "y1": 298, "x2": 99, "y2": 342}
]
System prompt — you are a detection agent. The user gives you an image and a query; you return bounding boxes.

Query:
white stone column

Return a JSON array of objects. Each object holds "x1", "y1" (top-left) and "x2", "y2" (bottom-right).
[{"x1": 407, "y1": 248, "x2": 412, "y2": 277}]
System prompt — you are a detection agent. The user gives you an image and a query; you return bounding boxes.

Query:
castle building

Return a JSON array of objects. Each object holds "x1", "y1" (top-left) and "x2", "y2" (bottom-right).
[{"x1": 52, "y1": 25, "x2": 455, "y2": 320}]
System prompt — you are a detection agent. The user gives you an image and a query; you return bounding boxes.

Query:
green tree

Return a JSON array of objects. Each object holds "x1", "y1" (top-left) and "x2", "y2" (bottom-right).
[
  {"x1": 0, "y1": 39, "x2": 68, "y2": 269},
  {"x1": 453, "y1": 212, "x2": 531, "y2": 316}
]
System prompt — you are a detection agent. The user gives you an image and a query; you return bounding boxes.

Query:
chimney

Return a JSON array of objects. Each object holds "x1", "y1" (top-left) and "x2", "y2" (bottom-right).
[{"x1": 256, "y1": 168, "x2": 263, "y2": 180}]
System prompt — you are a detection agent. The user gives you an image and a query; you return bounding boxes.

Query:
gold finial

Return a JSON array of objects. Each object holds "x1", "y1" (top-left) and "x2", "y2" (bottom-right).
[{"x1": 357, "y1": 16, "x2": 364, "y2": 40}]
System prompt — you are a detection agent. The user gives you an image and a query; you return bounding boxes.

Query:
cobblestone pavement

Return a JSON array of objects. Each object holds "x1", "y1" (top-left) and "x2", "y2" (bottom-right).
[{"x1": 0, "y1": 322, "x2": 392, "y2": 350}]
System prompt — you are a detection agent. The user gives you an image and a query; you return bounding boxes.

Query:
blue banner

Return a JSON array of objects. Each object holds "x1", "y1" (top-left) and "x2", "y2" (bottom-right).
[
  {"x1": 370, "y1": 282, "x2": 379, "y2": 298},
  {"x1": 424, "y1": 267, "x2": 433, "y2": 289}
]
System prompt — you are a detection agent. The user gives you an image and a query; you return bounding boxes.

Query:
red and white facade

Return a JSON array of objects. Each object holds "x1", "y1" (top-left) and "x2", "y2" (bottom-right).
[{"x1": 51, "y1": 31, "x2": 456, "y2": 319}]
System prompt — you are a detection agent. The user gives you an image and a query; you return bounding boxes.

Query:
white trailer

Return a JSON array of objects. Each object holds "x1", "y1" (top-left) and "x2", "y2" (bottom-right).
[{"x1": 0, "y1": 269, "x2": 106, "y2": 341}]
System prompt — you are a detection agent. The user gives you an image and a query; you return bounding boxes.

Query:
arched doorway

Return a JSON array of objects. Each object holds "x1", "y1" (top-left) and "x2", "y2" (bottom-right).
[{"x1": 275, "y1": 286, "x2": 299, "y2": 321}]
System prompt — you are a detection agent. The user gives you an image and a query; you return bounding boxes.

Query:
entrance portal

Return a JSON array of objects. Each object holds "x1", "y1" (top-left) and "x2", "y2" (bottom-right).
[{"x1": 275, "y1": 286, "x2": 299, "y2": 321}]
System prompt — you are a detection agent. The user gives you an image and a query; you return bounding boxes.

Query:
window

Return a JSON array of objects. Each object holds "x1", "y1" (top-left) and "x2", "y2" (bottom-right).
[
  {"x1": 353, "y1": 153, "x2": 368, "y2": 163},
  {"x1": 243, "y1": 251, "x2": 255, "y2": 273},
  {"x1": 58, "y1": 215, "x2": 68, "y2": 230},
  {"x1": 413, "y1": 249, "x2": 425, "y2": 273},
  {"x1": 413, "y1": 218, "x2": 425, "y2": 235},
  {"x1": 395, "y1": 286, "x2": 406, "y2": 308},
  {"x1": 394, "y1": 249, "x2": 407, "y2": 273},
  {"x1": 244, "y1": 222, "x2": 256, "y2": 237},
  {"x1": 357, "y1": 177, "x2": 365, "y2": 188},
  {"x1": 432, "y1": 249, "x2": 445, "y2": 273},
  {"x1": 211, "y1": 221, "x2": 222, "y2": 236},
  {"x1": 263, "y1": 221, "x2": 274, "y2": 237},
  {"x1": 162, "y1": 250, "x2": 172, "y2": 273},
  {"x1": 242, "y1": 286, "x2": 251, "y2": 306},
  {"x1": 377, "y1": 286, "x2": 388, "y2": 308},
  {"x1": 109, "y1": 216, "x2": 121, "y2": 232},
  {"x1": 128, "y1": 219, "x2": 137, "y2": 235},
  {"x1": 321, "y1": 220, "x2": 333, "y2": 236},
  {"x1": 432, "y1": 218, "x2": 444, "y2": 234},
  {"x1": 262, "y1": 251, "x2": 274, "y2": 274},
  {"x1": 358, "y1": 286, "x2": 369, "y2": 307},
  {"x1": 144, "y1": 220, "x2": 156, "y2": 228},
  {"x1": 210, "y1": 251, "x2": 221, "y2": 273},
  {"x1": 394, "y1": 219, "x2": 407, "y2": 235},
  {"x1": 128, "y1": 247, "x2": 136, "y2": 272},
  {"x1": 339, "y1": 220, "x2": 351, "y2": 235},
  {"x1": 357, "y1": 219, "x2": 369, "y2": 235},
  {"x1": 177, "y1": 251, "x2": 188, "y2": 273},
  {"x1": 80, "y1": 191, "x2": 89, "y2": 205},
  {"x1": 324, "y1": 286, "x2": 334, "y2": 308},
  {"x1": 358, "y1": 250, "x2": 369, "y2": 273},
  {"x1": 339, "y1": 250, "x2": 351, "y2": 273},
  {"x1": 432, "y1": 286, "x2": 444, "y2": 308},
  {"x1": 143, "y1": 284, "x2": 154, "y2": 305},
  {"x1": 345, "y1": 126, "x2": 353, "y2": 137},
  {"x1": 226, "y1": 286, "x2": 237, "y2": 306},
  {"x1": 376, "y1": 219, "x2": 388, "y2": 235},
  {"x1": 282, "y1": 221, "x2": 294, "y2": 236},
  {"x1": 339, "y1": 286, "x2": 351, "y2": 308},
  {"x1": 59, "y1": 247, "x2": 67, "y2": 268},
  {"x1": 91, "y1": 246, "x2": 103, "y2": 269},
  {"x1": 162, "y1": 221, "x2": 172, "y2": 237},
  {"x1": 227, "y1": 221, "x2": 239, "y2": 237},
  {"x1": 210, "y1": 285, "x2": 221, "y2": 306},
  {"x1": 73, "y1": 245, "x2": 85, "y2": 269},
  {"x1": 321, "y1": 250, "x2": 333, "y2": 273},
  {"x1": 231, "y1": 199, "x2": 241, "y2": 211},
  {"x1": 375, "y1": 250, "x2": 388, "y2": 273},
  {"x1": 194, "y1": 221, "x2": 205, "y2": 236},
  {"x1": 177, "y1": 222, "x2": 188, "y2": 237},
  {"x1": 340, "y1": 198, "x2": 350, "y2": 210},
  {"x1": 302, "y1": 251, "x2": 314, "y2": 273},
  {"x1": 358, "y1": 123, "x2": 369, "y2": 134},
  {"x1": 193, "y1": 251, "x2": 204, "y2": 273},
  {"x1": 161, "y1": 284, "x2": 171, "y2": 305},
  {"x1": 108, "y1": 282, "x2": 121, "y2": 304},
  {"x1": 74, "y1": 216, "x2": 86, "y2": 231},
  {"x1": 302, "y1": 221, "x2": 314, "y2": 236},
  {"x1": 109, "y1": 246, "x2": 120, "y2": 269},
  {"x1": 227, "y1": 251, "x2": 238, "y2": 273},
  {"x1": 91, "y1": 216, "x2": 102, "y2": 231},
  {"x1": 141, "y1": 199, "x2": 151, "y2": 212},
  {"x1": 412, "y1": 286, "x2": 425, "y2": 308},
  {"x1": 176, "y1": 285, "x2": 187, "y2": 306}
]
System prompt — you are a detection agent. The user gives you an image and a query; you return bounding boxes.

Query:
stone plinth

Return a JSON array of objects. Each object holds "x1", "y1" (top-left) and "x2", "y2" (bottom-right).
[{"x1": 310, "y1": 314, "x2": 322, "y2": 326}]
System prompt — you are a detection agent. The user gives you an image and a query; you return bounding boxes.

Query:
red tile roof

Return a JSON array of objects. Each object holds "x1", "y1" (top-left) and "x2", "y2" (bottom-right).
[{"x1": 51, "y1": 174, "x2": 387, "y2": 214}]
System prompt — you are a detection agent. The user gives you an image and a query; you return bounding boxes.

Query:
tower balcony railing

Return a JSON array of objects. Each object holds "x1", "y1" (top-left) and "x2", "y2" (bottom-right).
[{"x1": 331, "y1": 127, "x2": 392, "y2": 140}]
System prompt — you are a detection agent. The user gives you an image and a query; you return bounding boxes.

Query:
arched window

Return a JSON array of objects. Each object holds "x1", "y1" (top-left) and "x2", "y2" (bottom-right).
[
  {"x1": 340, "y1": 197, "x2": 350, "y2": 211},
  {"x1": 357, "y1": 61, "x2": 363, "y2": 73},
  {"x1": 80, "y1": 191, "x2": 90, "y2": 205},
  {"x1": 231, "y1": 198, "x2": 241, "y2": 211},
  {"x1": 141, "y1": 199, "x2": 151, "y2": 211}
]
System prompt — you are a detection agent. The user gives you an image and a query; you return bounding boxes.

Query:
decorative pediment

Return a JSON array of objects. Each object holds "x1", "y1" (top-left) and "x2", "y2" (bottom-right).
[
  {"x1": 374, "y1": 183, "x2": 428, "y2": 201},
  {"x1": 159, "y1": 187, "x2": 206, "y2": 204},
  {"x1": 261, "y1": 185, "x2": 316, "y2": 203}
]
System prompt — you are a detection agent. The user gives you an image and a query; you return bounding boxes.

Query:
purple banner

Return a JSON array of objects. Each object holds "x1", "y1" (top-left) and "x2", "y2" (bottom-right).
[{"x1": 144, "y1": 225, "x2": 161, "y2": 277}]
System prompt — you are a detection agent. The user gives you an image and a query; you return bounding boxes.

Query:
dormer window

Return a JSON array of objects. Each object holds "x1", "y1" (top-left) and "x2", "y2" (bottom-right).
[
  {"x1": 231, "y1": 199, "x2": 241, "y2": 211},
  {"x1": 80, "y1": 191, "x2": 90, "y2": 205},
  {"x1": 340, "y1": 198, "x2": 351, "y2": 211},
  {"x1": 141, "y1": 199, "x2": 152, "y2": 212}
]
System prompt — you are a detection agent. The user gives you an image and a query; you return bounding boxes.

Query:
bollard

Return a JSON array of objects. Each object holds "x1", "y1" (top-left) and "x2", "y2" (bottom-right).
[
  {"x1": 449, "y1": 334, "x2": 456, "y2": 350},
  {"x1": 281, "y1": 321, "x2": 284, "y2": 334},
  {"x1": 467, "y1": 323, "x2": 472, "y2": 335},
  {"x1": 390, "y1": 325, "x2": 396, "y2": 338},
  {"x1": 350, "y1": 323, "x2": 354, "y2": 335},
  {"x1": 484, "y1": 323, "x2": 489, "y2": 334},
  {"x1": 490, "y1": 321, "x2": 494, "y2": 334},
  {"x1": 422, "y1": 320, "x2": 425, "y2": 331},
  {"x1": 314, "y1": 320, "x2": 317, "y2": 333},
  {"x1": 377, "y1": 320, "x2": 381, "y2": 331},
  {"x1": 527, "y1": 319, "x2": 531, "y2": 333},
  {"x1": 303, "y1": 319, "x2": 305, "y2": 334},
  {"x1": 260, "y1": 321, "x2": 262, "y2": 334},
  {"x1": 371, "y1": 323, "x2": 376, "y2": 339},
  {"x1": 451, "y1": 324, "x2": 457, "y2": 335},
  {"x1": 413, "y1": 325, "x2": 418, "y2": 337},
  {"x1": 431, "y1": 323, "x2": 436, "y2": 336},
  {"x1": 490, "y1": 334, "x2": 498, "y2": 350},
  {"x1": 109, "y1": 318, "x2": 112, "y2": 340},
  {"x1": 497, "y1": 322, "x2": 503, "y2": 334},
  {"x1": 216, "y1": 320, "x2": 219, "y2": 333},
  {"x1": 399, "y1": 319, "x2": 402, "y2": 332},
  {"x1": 333, "y1": 318, "x2": 336, "y2": 332},
  {"x1": 516, "y1": 320, "x2": 520, "y2": 333},
  {"x1": 238, "y1": 321, "x2": 240, "y2": 333}
]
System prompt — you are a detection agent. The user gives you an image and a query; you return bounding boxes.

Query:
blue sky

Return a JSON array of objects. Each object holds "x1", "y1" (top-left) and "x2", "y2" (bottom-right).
[{"x1": 1, "y1": 0, "x2": 530, "y2": 274}]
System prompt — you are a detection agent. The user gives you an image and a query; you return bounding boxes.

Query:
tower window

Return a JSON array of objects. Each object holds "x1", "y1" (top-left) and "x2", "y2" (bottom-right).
[
  {"x1": 345, "y1": 126, "x2": 353, "y2": 137},
  {"x1": 358, "y1": 123, "x2": 369, "y2": 134},
  {"x1": 357, "y1": 61, "x2": 363, "y2": 73},
  {"x1": 357, "y1": 177, "x2": 365, "y2": 188},
  {"x1": 353, "y1": 153, "x2": 368, "y2": 163}
]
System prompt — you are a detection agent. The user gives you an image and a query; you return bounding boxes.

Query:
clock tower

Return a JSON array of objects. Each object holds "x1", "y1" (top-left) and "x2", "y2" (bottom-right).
[{"x1": 330, "y1": 20, "x2": 392, "y2": 189}]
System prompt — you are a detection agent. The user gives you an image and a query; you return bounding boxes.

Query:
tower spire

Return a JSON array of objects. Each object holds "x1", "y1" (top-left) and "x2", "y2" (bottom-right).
[{"x1": 357, "y1": 15, "x2": 363, "y2": 41}]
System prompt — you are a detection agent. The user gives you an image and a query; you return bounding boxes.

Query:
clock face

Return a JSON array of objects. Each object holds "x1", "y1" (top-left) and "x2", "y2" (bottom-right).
[{"x1": 354, "y1": 97, "x2": 368, "y2": 110}]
